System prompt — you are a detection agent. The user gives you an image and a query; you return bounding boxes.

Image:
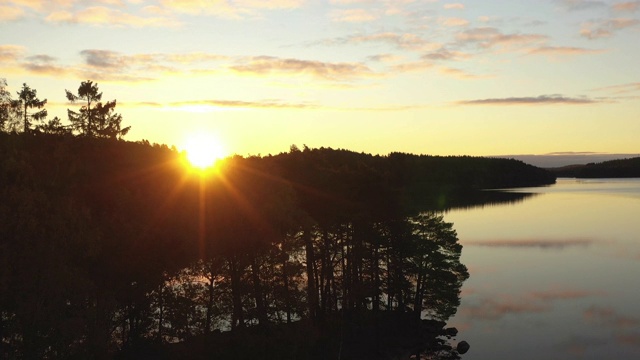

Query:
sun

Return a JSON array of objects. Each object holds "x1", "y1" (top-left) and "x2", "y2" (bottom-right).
[{"x1": 183, "y1": 133, "x2": 226, "y2": 170}]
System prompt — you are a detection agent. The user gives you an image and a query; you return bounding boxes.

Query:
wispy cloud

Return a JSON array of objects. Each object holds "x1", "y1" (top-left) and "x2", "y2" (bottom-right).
[
  {"x1": 613, "y1": 1, "x2": 640, "y2": 12},
  {"x1": 129, "y1": 98, "x2": 318, "y2": 110},
  {"x1": 75, "y1": 49, "x2": 231, "y2": 81},
  {"x1": 463, "y1": 287, "x2": 602, "y2": 321},
  {"x1": 367, "y1": 53, "x2": 403, "y2": 63},
  {"x1": 457, "y1": 95, "x2": 598, "y2": 106},
  {"x1": 422, "y1": 48, "x2": 471, "y2": 61},
  {"x1": 390, "y1": 60, "x2": 433, "y2": 73},
  {"x1": 456, "y1": 27, "x2": 548, "y2": 50},
  {"x1": 0, "y1": 45, "x2": 25, "y2": 61},
  {"x1": 0, "y1": 4, "x2": 25, "y2": 20},
  {"x1": 230, "y1": 56, "x2": 376, "y2": 81},
  {"x1": 556, "y1": 0, "x2": 607, "y2": 11},
  {"x1": 46, "y1": 6, "x2": 180, "y2": 27},
  {"x1": 530, "y1": 289, "x2": 603, "y2": 301},
  {"x1": 438, "y1": 66, "x2": 485, "y2": 79},
  {"x1": 584, "y1": 306, "x2": 640, "y2": 329},
  {"x1": 318, "y1": 32, "x2": 436, "y2": 52},
  {"x1": 22, "y1": 54, "x2": 69, "y2": 75},
  {"x1": 594, "y1": 82, "x2": 640, "y2": 94},
  {"x1": 556, "y1": 335, "x2": 609, "y2": 356},
  {"x1": 617, "y1": 333, "x2": 640, "y2": 347},
  {"x1": 439, "y1": 16, "x2": 469, "y2": 27},
  {"x1": 527, "y1": 46, "x2": 605, "y2": 56},
  {"x1": 462, "y1": 297, "x2": 550, "y2": 320},
  {"x1": 331, "y1": 8, "x2": 378, "y2": 22},
  {"x1": 580, "y1": 18, "x2": 640, "y2": 39},
  {"x1": 158, "y1": 0, "x2": 304, "y2": 19},
  {"x1": 443, "y1": 3, "x2": 465, "y2": 10}
]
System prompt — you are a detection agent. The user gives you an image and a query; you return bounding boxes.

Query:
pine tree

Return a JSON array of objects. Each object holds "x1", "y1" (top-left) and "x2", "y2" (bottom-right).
[
  {"x1": 66, "y1": 80, "x2": 130, "y2": 139},
  {"x1": 14, "y1": 83, "x2": 47, "y2": 133}
]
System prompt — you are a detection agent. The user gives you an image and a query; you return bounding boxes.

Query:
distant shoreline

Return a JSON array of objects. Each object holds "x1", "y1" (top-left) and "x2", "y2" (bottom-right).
[{"x1": 490, "y1": 153, "x2": 640, "y2": 168}]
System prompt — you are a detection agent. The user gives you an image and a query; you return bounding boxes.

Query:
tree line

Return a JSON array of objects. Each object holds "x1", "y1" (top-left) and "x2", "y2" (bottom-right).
[
  {"x1": 0, "y1": 78, "x2": 129, "y2": 139},
  {"x1": 1, "y1": 79, "x2": 556, "y2": 359},
  {"x1": 550, "y1": 156, "x2": 640, "y2": 178}
]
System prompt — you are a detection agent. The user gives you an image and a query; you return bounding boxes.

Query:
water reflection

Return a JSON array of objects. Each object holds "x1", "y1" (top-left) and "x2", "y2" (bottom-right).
[
  {"x1": 444, "y1": 178, "x2": 640, "y2": 360},
  {"x1": 412, "y1": 188, "x2": 538, "y2": 212}
]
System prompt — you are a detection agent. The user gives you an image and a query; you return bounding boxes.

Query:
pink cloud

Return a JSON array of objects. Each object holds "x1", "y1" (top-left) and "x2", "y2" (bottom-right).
[
  {"x1": 580, "y1": 18, "x2": 640, "y2": 39},
  {"x1": 0, "y1": 5, "x2": 25, "y2": 20},
  {"x1": 46, "y1": 6, "x2": 180, "y2": 27},
  {"x1": 612, "y1": 1, "x2": 640, "y2": 12},
  {"x1": 456, "y1": 27, "x2": 548, "y2": 49},
  {"x1": 444, "y1": 3, "x2": 464, "y2": 10},
  {"x1": 331, "y1": 8, "x2": 378, "y2": 22}
]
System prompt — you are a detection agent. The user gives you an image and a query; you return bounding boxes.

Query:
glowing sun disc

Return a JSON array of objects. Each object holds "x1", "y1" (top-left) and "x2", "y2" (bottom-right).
[{"x1": 184, "y1": 134, "x2": 225, "y2": 169}]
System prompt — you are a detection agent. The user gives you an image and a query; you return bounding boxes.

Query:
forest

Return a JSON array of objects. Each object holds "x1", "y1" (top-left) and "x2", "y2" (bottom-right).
[
  {"x1": 550, "y1": 156, "x2": 640, "y2": 178},
  {"x1": 1, "y1": 79, "x2": 556, "y2": 359}
]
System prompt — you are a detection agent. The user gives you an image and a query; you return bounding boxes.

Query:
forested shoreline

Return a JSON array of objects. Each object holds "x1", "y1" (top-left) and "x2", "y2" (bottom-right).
[
  {"x1": 550, "y1": 157, "x2": 640, "y2": 178},
  {"x1": 0, "y1": 132, "x2": 555, "y2": 359}
]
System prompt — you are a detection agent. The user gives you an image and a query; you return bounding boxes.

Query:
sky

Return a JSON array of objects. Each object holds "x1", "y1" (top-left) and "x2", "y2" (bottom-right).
[{"x1": 1, "y1": 0, "x2": 639, "y2": 159}]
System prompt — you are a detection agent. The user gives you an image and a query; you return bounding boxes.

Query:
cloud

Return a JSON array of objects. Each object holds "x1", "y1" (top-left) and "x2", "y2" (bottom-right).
[
  {"x1": 530, "y1": 289, "x2": 603, "y2": 301},
  {"x1": 582, "y1": 306, "x2": 640, "y2": 349},
  {"x1": 556, "y1": 335, "x2": 609, "y2": 356},
  {"x1": 463, "y1": 297, "x2": 550, "y2": 320},
  {"x1": 580, "y1": 18, "x2": 640, "y2": 39},
  {"x1": 233, "y1": 0, "x2": 305, "y2": 9},
  {"x1": 556, "y1": 0, "x2": 607, "y2": 11},
  {"x1": 438, "y1": 66, "x2": 485, "y2": 79},
  {"x1": 367, "y1": 53, "x2": 403, "y2": 63},
  {"x1": 456, "y1": 27, "x2": 548, "y2": 49},
  {"x1": 464, "y1": 238, "x2": 594, "y2": 248},
  {"x1": 617, "y1": 333, "x2": 640, "y2": 347},
  {"x1": 443, "y1": 3, "x2": 464, "y2": 10},
  {"x1": 229, "y1": 56, "x2": 376, "y2": 81},
  {"x1": 127, "y1": 98, "x2": 421, "y2": 112},
  {"x1": 584, "y1": 306, "x2": 640, "y2": 329},
  {"x1": 527, "y1": 46, "x2": 605, "y2": 56},
  {"x1": 463, "y1": 287, "x2": 603, "y2": 321},
  {"x1": 439, "y1": 16, "x2": 469, "y2": 27},
  {"x1": 169, "y1": 99, "x2": 317, "y2": 110},
  {"x1": 457, "y1": 95, "x2": 598, "y2": 106},
  {"x1": 613, "y1": 1, "x2": 640, "y2": 12},
  {"x1": 594, "y1": 82, "x2": 640, "y2": 94},
  {"x1": 331, "y1": 8, "x2": 378, "y2": 22},
  {"x1": 22, "y1": 54, "x2": 69, "y2": 75},
  {"x1": 390, "y1": 60, "x2": 433, "y2": 73},
  {"x1": 127, "y1": 99, "x2": 317, "y2": 110},
  {"x1": 46, "y1": 6, "x2": 180, "y2": 27},
  {"x1": 422, "y1": 48, "x2": 470, "y2": 61},
  {"x1": 158, "y1": 0, "x2": 304, "y2": 19},
  {"x1": 74, "y1": 49, "x2": 231, "y2": 81},
  {"x1": 0, "y1": 45, "x2": 25, "y2": 61},
  {"x1": 319, "y1": 32, "x2": 436, "y2": 52},
  {"x1": 81, "y1": 49, "x2": 127, "y2": 69},
  {"x1": 0, "y1": 4, "x2": 25, "y2": 20}
]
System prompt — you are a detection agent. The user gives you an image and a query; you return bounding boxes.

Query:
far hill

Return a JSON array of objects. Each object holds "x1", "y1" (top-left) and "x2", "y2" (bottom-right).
[{"x1": 549, "y1": 157, "x2": 640, "y2": 178}]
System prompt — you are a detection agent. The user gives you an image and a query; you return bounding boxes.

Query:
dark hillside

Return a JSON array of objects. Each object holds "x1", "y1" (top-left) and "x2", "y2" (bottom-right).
[{"x1": 550, "y1": 157, "x2": 640, "y2": 178}]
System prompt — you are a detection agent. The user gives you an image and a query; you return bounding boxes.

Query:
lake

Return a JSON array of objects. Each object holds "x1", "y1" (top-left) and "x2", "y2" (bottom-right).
[{"x1": 444, "y1": 178, "x2": 640, "y2": 360}]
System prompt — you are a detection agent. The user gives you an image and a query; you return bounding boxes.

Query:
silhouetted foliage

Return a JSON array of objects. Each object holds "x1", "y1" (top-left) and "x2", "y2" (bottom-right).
[
  {"x1": 0, "y1": 136, "x2": 556, "y2": 359},
  {"x1": 14, "y1": 83, "x2": 47, "y2": 134},
  {"x1": 551, "y1": 157, "x2": 640, "y2": 178},
  {"x1": 0, "y1": 78, "x2": 15, "y2": 132},
  {"x1": 66, "y1": 80, "x2": 130, "y2": 139}
]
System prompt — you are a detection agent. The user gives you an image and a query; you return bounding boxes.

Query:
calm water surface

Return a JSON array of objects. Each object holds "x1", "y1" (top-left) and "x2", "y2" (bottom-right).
[{"x1": 445, "y1": 178, "x2": 640, "y2": 360}]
